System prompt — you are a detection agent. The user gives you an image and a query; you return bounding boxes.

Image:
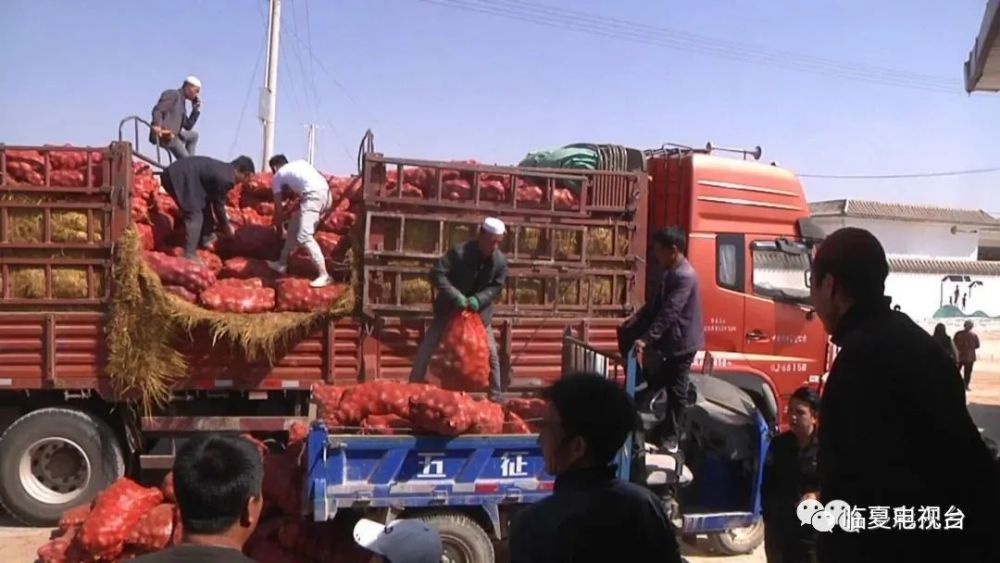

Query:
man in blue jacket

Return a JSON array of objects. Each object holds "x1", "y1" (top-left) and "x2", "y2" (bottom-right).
[
  {"x1": 409, "y1": 217, "x2": 508, "y2": 401},
  {"x1": 632, "y1": 226, "x2": 705, "y2": 453}
]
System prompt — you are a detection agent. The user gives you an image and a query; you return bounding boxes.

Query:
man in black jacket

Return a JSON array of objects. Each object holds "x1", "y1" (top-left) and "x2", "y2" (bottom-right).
[
  {"x1": 812, "y1": 227, "x2": 1000, "y2": 562},
  {"x1": 509, "y1": 373, "x2": 682, "y2": 563},
  {"x1": 150, "y1": 77, "x2": 202, "y2": 160},
  {"x1": 409, "y1": 217, "x2": 508, "y2": 400},
  {"x1": 630, "y1": 226, "x2": 705, "y2": 452},
  {"x1": 161, "y1": 155, "x2": 255, "y2": 261}
]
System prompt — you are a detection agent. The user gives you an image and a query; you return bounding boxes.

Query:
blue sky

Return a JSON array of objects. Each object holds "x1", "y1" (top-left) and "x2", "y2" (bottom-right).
[{"x1": 2, "y1": 0, "x2": 999, "y2": 210}]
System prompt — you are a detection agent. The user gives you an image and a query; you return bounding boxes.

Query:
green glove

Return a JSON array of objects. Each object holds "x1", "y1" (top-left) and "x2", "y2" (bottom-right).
[
  {"x1": 454, "y1": 294, "x2": 468, "y2": 309},
  {"x1": 468, "y1": 296, "x2": 480, "y2": 312}
]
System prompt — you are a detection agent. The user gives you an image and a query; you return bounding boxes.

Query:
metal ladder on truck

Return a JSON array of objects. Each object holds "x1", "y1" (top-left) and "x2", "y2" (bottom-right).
[{"x1": 118, "y1": 115, "x2": 172, "y2": 170}]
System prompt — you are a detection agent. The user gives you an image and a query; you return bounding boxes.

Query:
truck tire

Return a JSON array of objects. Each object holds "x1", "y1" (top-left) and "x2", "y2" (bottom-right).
[
  {"x1": 706, "y1": 519, "x2": 765, "y2": 555},
  {"x1": 414, "y1": 511, "x2": 495, "y2": 563},
  {"x1": 0, "y1": 408, "x2": 125, "y2": 525}
]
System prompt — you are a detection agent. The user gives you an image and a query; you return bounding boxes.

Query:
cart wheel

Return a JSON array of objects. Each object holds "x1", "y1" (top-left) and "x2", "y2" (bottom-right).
[
  {"x1": 706, "y1": 519, "x2": 765, "y2": 555},
  {"x1": 415, "y1": 511, "x2": 495, "y2": 563}
]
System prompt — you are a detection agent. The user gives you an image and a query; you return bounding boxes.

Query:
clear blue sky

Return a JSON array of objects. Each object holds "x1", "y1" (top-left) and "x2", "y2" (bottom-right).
[{"x1": 2, "y1": 0, "x2": 999, "y2": 210}]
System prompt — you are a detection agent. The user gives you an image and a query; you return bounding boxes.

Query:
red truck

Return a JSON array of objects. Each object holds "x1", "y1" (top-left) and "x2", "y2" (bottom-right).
[{"x1": 0, "y1": 139, "x2": 827, "y2": 527}]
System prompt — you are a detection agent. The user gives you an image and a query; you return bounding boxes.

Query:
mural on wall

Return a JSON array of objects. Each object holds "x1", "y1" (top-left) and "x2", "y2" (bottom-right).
[{"x1": 935, "y1": 275, "x2": 989, "y2": 318}]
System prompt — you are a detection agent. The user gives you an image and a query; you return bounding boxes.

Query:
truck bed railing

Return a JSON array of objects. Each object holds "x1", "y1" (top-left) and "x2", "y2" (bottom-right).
[{"x1": 118, "y1": 116, "x2": 171, "y2": 170}]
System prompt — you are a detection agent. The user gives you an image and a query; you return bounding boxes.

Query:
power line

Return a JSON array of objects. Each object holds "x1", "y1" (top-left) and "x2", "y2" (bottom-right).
[
  {"x1": 229, "y1": 10, "x2": 269, "y2": 156},
  {"x1": 414, "y1": 0, "x2": 960, "y2": 94},
  {"x1": 800, "y1": 167, "x2": 1000, "y2": 180}
]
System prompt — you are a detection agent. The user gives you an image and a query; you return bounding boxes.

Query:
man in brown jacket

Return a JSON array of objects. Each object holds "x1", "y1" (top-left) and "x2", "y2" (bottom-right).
[{"x1": 953, "y1": 320, "x2": 981, "y2": 390}]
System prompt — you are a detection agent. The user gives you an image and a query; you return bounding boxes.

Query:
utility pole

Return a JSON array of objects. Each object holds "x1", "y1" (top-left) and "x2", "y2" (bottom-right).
[
  {"x1": 305, "y1": 123, "x2": 317, "y2": 165},
  {"x1": 260, "y1": 0, "x2": 282, "y2": 168}
]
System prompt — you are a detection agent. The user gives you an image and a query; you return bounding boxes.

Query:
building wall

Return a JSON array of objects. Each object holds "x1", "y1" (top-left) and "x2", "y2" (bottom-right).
[{"x1": 811, "y1": 217, "x2": 978, "y2": 260}]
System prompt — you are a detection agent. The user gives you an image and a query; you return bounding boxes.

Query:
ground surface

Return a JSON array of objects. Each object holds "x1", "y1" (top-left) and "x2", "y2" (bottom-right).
[{"x1": 3, "y1": 369, "x2": 998, "y2": 563}]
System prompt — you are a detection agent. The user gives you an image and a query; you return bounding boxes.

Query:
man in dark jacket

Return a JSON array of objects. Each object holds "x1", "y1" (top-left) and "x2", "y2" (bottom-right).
[
  {"x1": 630, "y1": 226, "x2": 705, "y2": 452},
  {"x1": 150, "y1": 76, "x2": 202, "y2": 160},
  {"x1": 161, "y1": 155, "x2": 255, "y2": 261},
  {"x1": 812, "y1": 227, "x2": 1000, "y2": 562},
  {"x1": 509, "y1": 373, "x2": 682, "y2": 563},
  {"x1": 409, "y1": 217, "x2": 508, "y2": 400}
]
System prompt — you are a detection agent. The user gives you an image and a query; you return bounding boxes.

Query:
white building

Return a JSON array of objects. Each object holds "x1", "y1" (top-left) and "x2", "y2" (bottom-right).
[{"x1": 810, "y1": 199, "x2": 1000, "y2": 332}]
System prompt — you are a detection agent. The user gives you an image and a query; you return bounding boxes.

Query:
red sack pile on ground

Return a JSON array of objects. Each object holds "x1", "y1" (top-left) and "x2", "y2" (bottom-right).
[
  {"x1": 160, "y1": 471, "x2": 176, "y2": 503},
  {"x1": 431, "y1": 311, "x2": 491, "y2": 392},
  {"x1": 125, "y1": 502, "x2": 175, "y2": 553},
  {"x1": 163, "y1": 285, "x2": 197, "y2": 303},
  {"x1": 274, "y1": 278, "x2": 349, "y2": 312},
  {"x1": 57, "y1": 504, "x2": 91, "y2": 532},
  {"x1": 200, "y1": 283, "x2": 276, "y2": 313},
  {"x1": 144, "y1": 251, "x2": 217, "y2": 293},
  {"x1": 77, "y1": 478, "x2": 164, "y2": 560},
  {"x1": 37, "y1": 527, "x2": 83, "y2": 563}
]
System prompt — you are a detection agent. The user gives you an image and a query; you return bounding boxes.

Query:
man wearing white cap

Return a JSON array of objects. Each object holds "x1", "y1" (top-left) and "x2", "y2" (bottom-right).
[
  {"x1": 354, "y1": 518, "x2": 442, "y2": 563},
  {"x1": 150, "y1": 76, "x2": 202, "y2": 159},
  {"x1": 409, "y1": 217, "x2": 508, "y2": 401}
]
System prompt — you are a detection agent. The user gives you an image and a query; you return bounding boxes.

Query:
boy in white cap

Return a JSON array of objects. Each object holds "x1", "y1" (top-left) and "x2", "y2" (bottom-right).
[
  {"x1": 353, "y1": 518, "x2": 442, "y2": 563},
  {"x1": 150, "y1": 76, "x2": 202, "y2": 160},
  {"x1": 266, "y1": 154, "x2": 334, "y2": 288},
  {"x1": 409, "y1": 217, "x2": 508, "y2": 401}
]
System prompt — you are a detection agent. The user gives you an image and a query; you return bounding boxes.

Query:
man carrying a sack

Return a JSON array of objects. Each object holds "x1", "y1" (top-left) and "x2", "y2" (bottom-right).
[{"x1": 409, "y1": 217, "x2": 509, "y2": 401}]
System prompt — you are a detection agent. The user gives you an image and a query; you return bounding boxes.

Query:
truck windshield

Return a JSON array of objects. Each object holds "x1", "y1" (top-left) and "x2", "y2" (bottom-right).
[{"x1": 750, "y1": 240, "x2": 811, "y2": 304}]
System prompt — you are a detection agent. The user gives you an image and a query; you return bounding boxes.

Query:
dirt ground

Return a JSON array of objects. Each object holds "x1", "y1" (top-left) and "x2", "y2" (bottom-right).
[{"x1": 3, "y1": 370, "x2": 998, "y2": 563}]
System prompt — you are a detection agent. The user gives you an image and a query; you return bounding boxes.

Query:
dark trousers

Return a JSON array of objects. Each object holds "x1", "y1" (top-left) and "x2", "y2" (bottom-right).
[
  {"x1": 182, "y1": 207, "x2": 215, "y2": 259},
  {"x1": 960, "y1": 361, "x2": 975, "y2": 389},
  {"x1": 647, "y1": 351, "x2": 695, "y2": 444}
]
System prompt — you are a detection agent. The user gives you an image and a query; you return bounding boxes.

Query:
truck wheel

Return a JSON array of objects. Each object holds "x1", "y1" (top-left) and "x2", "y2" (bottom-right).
[
  {"x1": 706, "y1": 519, "x2": 765, "y2": 555},
  {"x1": 0, "y1": 408, "x2": 125, "y2": 525},
  {"x1": 415, "y1": 511, "x2": 495, "y2": 563}
]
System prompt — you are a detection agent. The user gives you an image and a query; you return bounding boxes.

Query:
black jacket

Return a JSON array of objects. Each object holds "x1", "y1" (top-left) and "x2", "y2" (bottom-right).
[
  {"x1": 763, "y1": 431, "x2": 819, "y2": 562},
  {"x1": 818, "y1": 299, "x2": 1000, "y2": 562},
  {"x1": 161, "y1": 156, "x2": 234, "y2": 227},
  {"x1": 637, "y1": 258, "x2": 705, "y2": 356},
  {"x1": 430, "y1": 240, "x2": 507, "y2": 324},
  {"x1": 509, "y1": 465, "x2": 681, "y2": 563}
]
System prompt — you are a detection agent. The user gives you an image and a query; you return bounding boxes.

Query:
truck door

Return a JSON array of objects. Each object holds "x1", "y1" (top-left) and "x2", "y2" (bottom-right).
[{"x1": 744, "y1": 237, "x2": 819, "y2": 422}]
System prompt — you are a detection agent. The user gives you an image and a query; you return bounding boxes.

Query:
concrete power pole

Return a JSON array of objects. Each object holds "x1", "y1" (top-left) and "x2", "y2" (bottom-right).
[
  {"x1": 260, "y1": 0, "x2": 282, "y2": 168},
  {"x1": 305, "y1": 123, "x2": 317, "y2": 165}
]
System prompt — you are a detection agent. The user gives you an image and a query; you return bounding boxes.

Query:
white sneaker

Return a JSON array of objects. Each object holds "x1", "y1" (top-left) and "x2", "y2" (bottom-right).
[
  {"x1": 267, "y1": 260, "x2": 287, "y2": 274},
  {"x1": 309, "y1": 274, "x2": 333, "y2": 288}
]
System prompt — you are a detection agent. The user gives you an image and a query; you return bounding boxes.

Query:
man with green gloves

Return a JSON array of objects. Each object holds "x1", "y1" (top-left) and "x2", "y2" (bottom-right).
[{"x1": 409, "y1": 217, "x2": 508, "y2": 401}]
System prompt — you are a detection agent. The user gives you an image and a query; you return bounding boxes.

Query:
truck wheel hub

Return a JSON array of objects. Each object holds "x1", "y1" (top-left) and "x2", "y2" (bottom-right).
[{"x1": 19, "y1": 437, "x2": 90, "y2": 504}]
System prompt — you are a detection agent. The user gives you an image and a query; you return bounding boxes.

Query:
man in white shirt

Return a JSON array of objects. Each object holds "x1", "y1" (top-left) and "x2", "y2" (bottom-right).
[{"x1": 267, "y1": 154, "x2": 333, "y2": 288}]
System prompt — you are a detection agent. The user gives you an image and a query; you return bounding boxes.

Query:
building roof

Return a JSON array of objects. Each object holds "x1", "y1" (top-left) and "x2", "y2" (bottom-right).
[
  {"x1": 809, "y1": 199, "x2": 1000, "y2": 227},
  {"x1": 756, "y1": 252, "x2": 1000, "y2": 276},
  {"x1": 887, "y1": 257, "x2": 1000, "y2": 276},
  {"x1": 965, "y1": 0, "x2": 1000, "y2": 92}
]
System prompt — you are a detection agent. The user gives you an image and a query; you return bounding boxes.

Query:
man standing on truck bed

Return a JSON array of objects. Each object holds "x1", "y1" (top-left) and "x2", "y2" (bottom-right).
[
  {"x1": 509, "y1": 373, "x2": 682, "y2": 563},
  {"x1": 631, "y1": 226, "x2": 704, "y2": 453},
  {"x1": 150, "y1": 76, "x2": 202, "y2": 160},
  {"x1": 811, "y1": 227, "x2": 1000, "y2": 562},
  {"x1": 409, "y1": 217, "x2": 508, "y2": 401},
  {"x1": 162, "y1": 155, "x2": 256, "y2": 262},
  {"x1": 266, "y1": 154, "x2": 334, "y2": 288}
]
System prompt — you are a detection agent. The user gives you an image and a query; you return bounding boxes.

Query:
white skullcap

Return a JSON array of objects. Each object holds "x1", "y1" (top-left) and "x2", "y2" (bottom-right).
[
  {"x1": 482, "y1": 217, "x2": 506, "y2": 235},
  {"x1": 184, "y1": 76, "x2": 202, "y2": 88}
]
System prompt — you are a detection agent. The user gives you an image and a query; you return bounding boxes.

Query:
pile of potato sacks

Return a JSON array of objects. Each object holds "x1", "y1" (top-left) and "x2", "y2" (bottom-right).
[{"x1": 131, "y1": 164, "x2": 359, "y2": 313}]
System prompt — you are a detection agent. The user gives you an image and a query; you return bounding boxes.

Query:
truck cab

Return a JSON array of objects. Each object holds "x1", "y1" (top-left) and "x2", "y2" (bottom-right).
[{"x1": 645, "y1": 145, "x2": 828, "y2": 429}]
